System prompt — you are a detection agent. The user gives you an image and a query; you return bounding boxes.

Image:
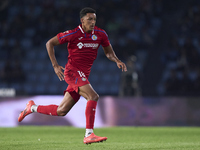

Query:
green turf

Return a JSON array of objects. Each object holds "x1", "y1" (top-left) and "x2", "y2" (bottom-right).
[{"x1": 0, "y1": 126, "x2": 199, "y2": 150}]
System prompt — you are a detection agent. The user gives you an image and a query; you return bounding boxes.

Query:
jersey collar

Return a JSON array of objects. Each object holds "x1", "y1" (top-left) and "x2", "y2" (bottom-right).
[{"x1": 78, "y1": 25, "x2": 94, "y2": 34}]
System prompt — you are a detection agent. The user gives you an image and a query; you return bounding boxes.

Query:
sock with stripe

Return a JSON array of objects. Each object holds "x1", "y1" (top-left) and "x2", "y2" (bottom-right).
[
  {"x1": 34, "y1": 105, "x2": 58, "y2": 116},
  {"x1": 85, "y1": 100, "x2": 97, "y2": 137}
]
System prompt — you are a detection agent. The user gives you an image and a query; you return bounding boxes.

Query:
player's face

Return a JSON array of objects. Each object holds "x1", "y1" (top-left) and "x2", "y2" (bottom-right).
[{"x1": 81, "y1": 13, "x2": 96, "y2": 33}]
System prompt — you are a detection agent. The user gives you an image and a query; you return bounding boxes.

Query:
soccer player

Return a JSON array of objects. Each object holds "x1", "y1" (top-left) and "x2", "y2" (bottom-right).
[{"x1": 18, "y1": 7, "x2": 127, "y2": 144}]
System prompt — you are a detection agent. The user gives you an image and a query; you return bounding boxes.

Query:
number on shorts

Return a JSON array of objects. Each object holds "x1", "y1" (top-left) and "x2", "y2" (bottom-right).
[{"x1": 77, "y1": 71, "x2": 85, "y2": 77}]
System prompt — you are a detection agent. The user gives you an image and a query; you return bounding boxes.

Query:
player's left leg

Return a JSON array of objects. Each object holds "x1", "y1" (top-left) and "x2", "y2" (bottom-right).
[{"x1": 78, "y1": 84, "x2": 107, "y2": 144}]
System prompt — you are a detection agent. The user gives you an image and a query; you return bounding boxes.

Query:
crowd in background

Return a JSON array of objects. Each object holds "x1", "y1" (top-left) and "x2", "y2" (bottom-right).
[
  {"x1": 160, "y1": 1, "x2": 200, "y2": 96},
  {"x1": 0, "y1": 0, "x2": 162, "y2": 96},
  {"x1": 1, "y1": 0, "x2": 200, "y2": 96}
]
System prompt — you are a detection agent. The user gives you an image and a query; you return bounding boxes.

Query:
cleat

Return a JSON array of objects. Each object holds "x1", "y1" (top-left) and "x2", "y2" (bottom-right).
[
  {"x1": 83, "y1": 133, "x2": 107, "y2": 144},
  {"x1": 18, "y1": 100, "x2": 35, "y2": 122}
]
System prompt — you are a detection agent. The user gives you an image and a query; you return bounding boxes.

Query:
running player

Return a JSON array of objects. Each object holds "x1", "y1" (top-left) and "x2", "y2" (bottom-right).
[{"x1": 18, "y1": 7, "x2": 127, "y2": 144}]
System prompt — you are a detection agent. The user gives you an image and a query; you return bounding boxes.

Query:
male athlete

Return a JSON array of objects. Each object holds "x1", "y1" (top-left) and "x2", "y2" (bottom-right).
[{"x1": 18, "y1": 7, "x2": 127, "y2": 144}]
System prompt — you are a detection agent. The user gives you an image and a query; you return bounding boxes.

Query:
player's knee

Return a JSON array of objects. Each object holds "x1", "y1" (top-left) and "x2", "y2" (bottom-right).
[
  {"x1": 58, "y1": 112, "x2": 67, "y2": 116},
  {"x1": 89, "y1": 93, "x2": 99, "y2": 101},
  {"x1": 95, "y1": 93, "x2": 99, "y2": 101},
  {"x1": 57, "y1": 111, "x2": 67, "y2": 116},
  {"x1": 57, "y1": 109, "x2": 68, "y2": 116}
]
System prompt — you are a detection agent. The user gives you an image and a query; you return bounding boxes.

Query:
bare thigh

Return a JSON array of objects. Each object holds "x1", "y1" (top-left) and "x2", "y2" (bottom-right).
[
  {"x1": 78, "y1": 84, "x2": 99, "y2": 101},
  {"x1": 57, "y1": 92, "x2": 76, "y2": 116}
]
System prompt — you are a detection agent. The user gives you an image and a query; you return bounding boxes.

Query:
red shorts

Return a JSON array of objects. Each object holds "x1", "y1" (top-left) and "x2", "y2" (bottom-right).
[{"x1": 64, "y1": 64, "x2": 90, "y2": 102}]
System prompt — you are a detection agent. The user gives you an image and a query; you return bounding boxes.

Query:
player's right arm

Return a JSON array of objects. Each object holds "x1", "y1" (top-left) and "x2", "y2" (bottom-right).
[{"x1": 46, "y1": 36, "x2": 65, "y2": 81}]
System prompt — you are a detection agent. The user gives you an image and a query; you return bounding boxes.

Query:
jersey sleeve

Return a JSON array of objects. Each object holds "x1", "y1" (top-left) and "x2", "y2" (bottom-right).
[
  {"x1": 57, "y1": 31, "x2": 71, "y2": 44},
  {"x1": 101, "y1": 30, "x2": 110, "y2": 47}
]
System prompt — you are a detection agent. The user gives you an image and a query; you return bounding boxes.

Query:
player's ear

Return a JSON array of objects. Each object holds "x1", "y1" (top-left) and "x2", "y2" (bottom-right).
[{"x1": 81, "y1": 18, "x2": 84, "y2": 24}]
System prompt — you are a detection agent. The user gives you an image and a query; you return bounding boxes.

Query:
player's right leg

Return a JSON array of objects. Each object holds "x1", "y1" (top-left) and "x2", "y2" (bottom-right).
[
  {"x1": 18, "y1": 92, "x2": 76, "y2": 122},
  {"x1": 18, "y1": 100, "x2": 36, "y2": 122},
  {"x1": 56, "y1": 92, "x2": 76, "y2": 116}
]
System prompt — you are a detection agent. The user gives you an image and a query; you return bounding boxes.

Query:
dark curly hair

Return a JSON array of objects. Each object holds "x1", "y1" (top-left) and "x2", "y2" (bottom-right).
[{"x1": 80, "y1": 7, "x2": 96, "y2": 18}]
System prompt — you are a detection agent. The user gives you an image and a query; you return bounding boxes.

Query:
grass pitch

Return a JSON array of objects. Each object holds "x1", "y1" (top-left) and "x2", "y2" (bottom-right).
[{"x1": 0, "y1": 126, "x2": 200, "y2": 150}]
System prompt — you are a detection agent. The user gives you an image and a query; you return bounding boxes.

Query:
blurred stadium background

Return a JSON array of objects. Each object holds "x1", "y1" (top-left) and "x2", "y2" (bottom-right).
[{"x1": 0, "y1": 0, "x2": 200, "y2": 127}]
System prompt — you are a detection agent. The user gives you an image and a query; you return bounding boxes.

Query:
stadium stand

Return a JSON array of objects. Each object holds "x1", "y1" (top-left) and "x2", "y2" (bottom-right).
[{"x1": 0, "y1": 0, "x2": 162, "y2": 96}]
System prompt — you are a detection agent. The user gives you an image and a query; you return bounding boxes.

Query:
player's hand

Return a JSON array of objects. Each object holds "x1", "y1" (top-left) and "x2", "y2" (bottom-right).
[
  {"x1": 117, "y1": 61, "x2": 127, "y2": 72},
  {"x1": 53, "y1": 65, "x2": 65, "y2": 81}
]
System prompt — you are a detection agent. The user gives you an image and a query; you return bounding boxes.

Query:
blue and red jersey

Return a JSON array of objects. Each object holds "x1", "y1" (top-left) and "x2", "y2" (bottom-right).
[{"x1": 57, "y1": 25, "x2": 110, "y2": 76}]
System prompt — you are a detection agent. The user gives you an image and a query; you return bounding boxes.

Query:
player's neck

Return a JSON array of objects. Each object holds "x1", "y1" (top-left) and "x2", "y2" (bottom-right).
[{"x1": 82, "y1": 25, "x2": 93, "y2": 33}]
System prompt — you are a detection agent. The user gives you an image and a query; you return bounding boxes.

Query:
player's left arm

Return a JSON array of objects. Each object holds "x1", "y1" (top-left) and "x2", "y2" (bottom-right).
[{"x1": 103, "y1": 44, "x2": 127, "y2": 72}]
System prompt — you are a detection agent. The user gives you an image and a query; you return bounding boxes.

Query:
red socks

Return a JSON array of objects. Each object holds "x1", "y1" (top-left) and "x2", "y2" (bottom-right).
[
  {"x1": 85, "y1": 100, "x2": 97, "y2": 129},
  {"x1": 37, "y1": 105, "x2": 58, "y2": 116},
  {"x1": 36, "y1": 100, "x2": 97, "y2": 129}
]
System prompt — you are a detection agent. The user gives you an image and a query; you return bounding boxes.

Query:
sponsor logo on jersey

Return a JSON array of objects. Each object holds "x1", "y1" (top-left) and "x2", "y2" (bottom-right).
[
  {"x1": 91, "y1": 35, "x2": 97, "y2": 40},
  {"x1": 77, "y1": 42, "x2": 84, "y2": 49},
  {"x1": 77, "y1": 42, "x2": 99, "y2": 49}
]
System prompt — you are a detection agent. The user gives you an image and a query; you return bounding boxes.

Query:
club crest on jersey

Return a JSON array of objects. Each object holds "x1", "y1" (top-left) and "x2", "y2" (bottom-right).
[
  {"x1": 82, "y1": 77, "x2": 86, "y2": 81},
  {"x1": 91, "y1": 35, "x2": 97, "y2": 40}
]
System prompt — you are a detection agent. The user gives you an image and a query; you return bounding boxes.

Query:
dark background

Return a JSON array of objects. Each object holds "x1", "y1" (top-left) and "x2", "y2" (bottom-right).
[{"x1": 1, "y1": 0, "x2": 200, "y2": 97}]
